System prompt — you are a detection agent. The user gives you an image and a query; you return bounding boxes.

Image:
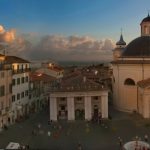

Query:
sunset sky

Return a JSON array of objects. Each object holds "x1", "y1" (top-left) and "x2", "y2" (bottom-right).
[{"x1": 0, "y1": 0, "x2": 150, "y2": 61}]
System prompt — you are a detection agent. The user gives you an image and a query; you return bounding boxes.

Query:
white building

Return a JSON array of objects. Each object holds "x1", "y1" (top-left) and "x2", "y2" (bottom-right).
[
  {"x1": 6, "y1": 56, "x2": 30, "y2": 122},
  {"x1": 112, "y1": 14, "x2": 150, "y2": 118},
  {"x1": 49, "y1": 74, "x2": 108, "y2": 121}
]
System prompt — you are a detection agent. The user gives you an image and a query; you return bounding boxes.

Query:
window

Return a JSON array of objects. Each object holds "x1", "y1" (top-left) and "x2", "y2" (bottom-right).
[
  {"x1": 12, "y1": 95, "x2": 16, "y2": 102},
  {"x1": 17, "y1": 93, "x2": 20, "y2": 100},
  {"x1": 9, "y1": 71, "x2": 12, "y2": 76},
  {"x1": 60, "y1": 97, "x2": 66, "y2": 101},
  {"x1": 26, "y1": 76, "x2": 28, "y2": 82},
  {"x1": 77, "y1": 97, "x2": 82, "y2": 100},
  {"x1": 0, "y1": 85, "x2": 5, "y2": 96},
  {"x1": 124, "y1": 78, "x2": 135, "y2": 86},
  {"x1": 25, "y1": 64, "x2": 28, "y2": 69},
  {"x1": 21, "y1": 77, "x2": 24, "y2": 83},
  {"x1": 93, "y1": 96, "x2": 98, "y2": 100},
  {"x1": 17, "y1": 78, "x2": 20, "y2": 85},
  {"x1": 21, "y1": 64, "x2": 24, "y2": 71},
  {"x1": 25, "y1": 90, "x2": 28, "y2": 96},
  {"x1": 1, "y1": 102, "x2": 4, "y2": 109},
  {"x1": 29, "y1": 94, "x2": 32, "y2": 99},
  {"x1": 12, "y1": 79, "x2": 16, "y2": 86},
  {"x1": 1, "y1": 72, "x2": 4, "y2": 78},
  {"x1": 21, "y1": 92, "x2": 24, "y2": 98},
  {"x1": 9, "y1": 84, "x2": 12, "y2": 93},
  {"x1": 144, "y1": 26, "x2": 148, "y2": 34}
]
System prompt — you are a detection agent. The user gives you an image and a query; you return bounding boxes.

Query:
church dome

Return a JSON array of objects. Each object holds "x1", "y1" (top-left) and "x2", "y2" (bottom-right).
[
  {"x1": 141, "y1": 14, "x2": 150, "y2": 24},
  {"x1": 122, "y1": 36, "x2": 150, "y2": 57}
]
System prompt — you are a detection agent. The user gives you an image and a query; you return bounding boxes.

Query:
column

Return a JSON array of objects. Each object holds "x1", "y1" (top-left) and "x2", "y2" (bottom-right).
[
  {"x1": 101, "y1": 95, "x2": 108, "y2": 118},
  {"x1": 50, "y1": 97, "x2": 57, "y2": 121},
  {"x1": 85, "y1": 96, "x2": 92, "y2": 120},
  {"x1": 67, "y1": 97, "x2": 75, "y2": 121},
  {"x1": 143, "y1": 96, "x2": 149, "y2": 118}
]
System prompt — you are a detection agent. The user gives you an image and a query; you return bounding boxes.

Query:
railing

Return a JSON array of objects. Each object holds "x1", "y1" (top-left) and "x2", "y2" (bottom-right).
[
  {"x1": 48, "y1": 85, "x2": 107, "y2": 92},
  {"x1": 12, "y1": 68, "x2": 31, "y2": 74},
  {"x1": 0, "y1": 65, "x2": 11, "y2": 70}
]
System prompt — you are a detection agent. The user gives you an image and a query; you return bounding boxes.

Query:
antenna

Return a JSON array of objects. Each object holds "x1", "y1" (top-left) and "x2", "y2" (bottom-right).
[
  {"x1": 121, "y1": 28, "x2": 123, "y2": 35},
  {"x1": 147, "y1": 9, "x2": 150, "y2": 16}
]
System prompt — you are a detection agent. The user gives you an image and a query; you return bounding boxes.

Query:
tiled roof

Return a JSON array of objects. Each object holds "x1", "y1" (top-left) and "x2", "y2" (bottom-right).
[
  {"x1": 48, "y1": 66, "x2": 64, "y2": 72},
  {"x1": 51, "y1": 74, "x2": 106, "y2": 92},
  {"x1": 5, "y1": 56, "x2": 30, "y2": 63},
  {"x1": 137, "y1": 78, "x2": 150, "y2": 88},
  {"x1": 0, "y1": 54, "x2": 4, "y2": 57},
  {"x1": 30, "y1": 72, "x2": 56, "y2": 82}
]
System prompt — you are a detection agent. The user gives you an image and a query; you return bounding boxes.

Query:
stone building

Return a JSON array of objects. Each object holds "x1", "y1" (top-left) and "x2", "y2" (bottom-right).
[
  {"x1": 0, "y1": 54, "x2": 12, "y2": 129},
  {"x1": 49, "y1": 74, "x2": 108, "y2": 121},
  {"x1": 112, "y1": 14, "x2": 150, "y2": 118}
]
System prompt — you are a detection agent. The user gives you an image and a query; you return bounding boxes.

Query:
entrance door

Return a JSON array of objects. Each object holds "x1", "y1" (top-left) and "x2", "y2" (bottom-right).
[
  {"x1": 59, "y1": 105, "x2": 67, "y2": 120},
  {"x1": 93, "y1": 105, "x2": 99, "y2": 121}
]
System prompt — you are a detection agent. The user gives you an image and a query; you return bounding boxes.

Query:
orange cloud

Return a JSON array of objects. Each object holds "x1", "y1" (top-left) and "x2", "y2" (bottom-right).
[
  {"x1": 3, "y1": 29, "x2": 15, "y2": 43},
  {"x1": 0, "y1": 25, "x2": 16, "y2": 43},
  {"x1": 0, "y1": 25, "x2": 5, "y2": 33}
]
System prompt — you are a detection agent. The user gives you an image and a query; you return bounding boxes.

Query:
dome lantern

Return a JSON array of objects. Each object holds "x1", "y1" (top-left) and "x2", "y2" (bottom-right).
[{"x1": 141, "y1": 13, "x2": 150, "y2": 36}]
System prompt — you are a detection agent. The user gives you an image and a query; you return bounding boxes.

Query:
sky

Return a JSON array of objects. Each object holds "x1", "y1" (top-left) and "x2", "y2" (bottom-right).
[{"x1": 0, "y1": 0, "x2": 150, "y2": 62}]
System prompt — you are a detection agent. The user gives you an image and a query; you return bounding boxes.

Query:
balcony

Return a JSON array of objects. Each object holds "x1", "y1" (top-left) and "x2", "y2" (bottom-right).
[
  {"x1": 12, "y1": 68, "x2": 31, "y2": 74},
  {"x1": 0, "y1": 64, "x2": 12, "y2": 70}
]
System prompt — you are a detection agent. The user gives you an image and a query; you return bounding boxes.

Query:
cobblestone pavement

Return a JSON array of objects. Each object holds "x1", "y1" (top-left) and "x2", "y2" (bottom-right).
[{"x1": 0, "y1": 107, "x2": 150, "y2": 150}]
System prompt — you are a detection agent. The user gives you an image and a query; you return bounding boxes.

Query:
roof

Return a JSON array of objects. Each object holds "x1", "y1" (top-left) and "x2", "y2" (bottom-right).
[
  {"x1": 141, "y1": 14, "x2": 150, "y2": 24},
  {"x1": 137, "y1": 78, "x2": 150, "y2": 88},
  {"x1": 122, "y1": 36, "x2": 150, "y2": 57},
  {"x1": 50, "y1": 74, "x2": 107, "y2": 92},
  {"x1": 30, "y1": 72, "x2": 56, "y2": 82},
  {"x1": 48, "y1": 65, "x2": 64, "y2": 72},
  {"x1": 116, "y1": 34, "x2": 126, "y2": 45},
  {"x1": 111, "y1": 59, "x2": 150, "y2": 64},
  {"x1": 0, "y1": 54, "x2": 4, "y2": 57},
  {"x1": 5, "y1": 56, "x2": 30, "y2": 63}
]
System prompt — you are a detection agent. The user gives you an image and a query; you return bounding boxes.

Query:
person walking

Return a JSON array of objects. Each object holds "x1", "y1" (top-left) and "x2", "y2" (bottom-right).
[
  {"x1": 144, "y1": 134, "x2": 148, "y2": 142},
  {"x1": 118, "y1": 137, "x2": 123, "y2": 150},
  {"x1": 47, "y1": 131, "x2": 51, "y2": 137},
  {"x1": 77, "y1": 143, "x2": 83, "y2": 150}
]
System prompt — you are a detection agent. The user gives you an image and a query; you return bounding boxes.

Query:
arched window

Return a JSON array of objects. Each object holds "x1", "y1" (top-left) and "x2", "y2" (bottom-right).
[{"x1": 124, "y1": 78, "x2": 135, "y2": 86}]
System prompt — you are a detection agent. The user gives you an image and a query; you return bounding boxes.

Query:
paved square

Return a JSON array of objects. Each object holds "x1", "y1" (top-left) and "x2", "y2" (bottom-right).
[{"x1": 0, "y1": 107, "x2": 150, "y2": 150}]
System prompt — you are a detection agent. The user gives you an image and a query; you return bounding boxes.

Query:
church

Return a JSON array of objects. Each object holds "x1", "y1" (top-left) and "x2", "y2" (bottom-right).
[{"x1": 112, "y1": 14, "x2": 150, "y2": 118}]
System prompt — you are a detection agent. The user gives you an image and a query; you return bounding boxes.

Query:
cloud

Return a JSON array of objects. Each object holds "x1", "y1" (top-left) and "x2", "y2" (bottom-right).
[
  {"x1": 27, "y1": 35, "x2": 115, "y2": 61},
  {"x1": 2, "y1": 29, "x2": 115, "y2": 61},
  {"x1": 0, "y1": 25, "x2": 16, "y2": 43}
]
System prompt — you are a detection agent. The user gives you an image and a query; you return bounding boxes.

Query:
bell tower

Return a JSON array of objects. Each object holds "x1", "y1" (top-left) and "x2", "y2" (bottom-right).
[{"x1": 113, "y1": 31, "x2": 126, "y2": 60}]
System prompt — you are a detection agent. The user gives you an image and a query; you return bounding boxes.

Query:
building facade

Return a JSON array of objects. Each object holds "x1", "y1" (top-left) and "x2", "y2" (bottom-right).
[
  {"x1": 0, "y1": 54, "x2": 12, "y2": 129},
  {"x1": 29, "y1": 72, "x2": 56, "y2": 113},
  {"x1": 7, "y1": 56, "x2": 30, "y2": 122},
  {"x1": 49, "y1": 75, "x2": 108, "y2": 121},
  {"x1": 112, "y1": 14, "x2": 150, "y2": 118}
]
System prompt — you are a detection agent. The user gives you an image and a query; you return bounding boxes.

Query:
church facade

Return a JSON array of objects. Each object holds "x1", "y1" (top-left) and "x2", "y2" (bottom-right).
[{"x1": 112, "y1": 14, "x2": 150, "y2": 118}]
